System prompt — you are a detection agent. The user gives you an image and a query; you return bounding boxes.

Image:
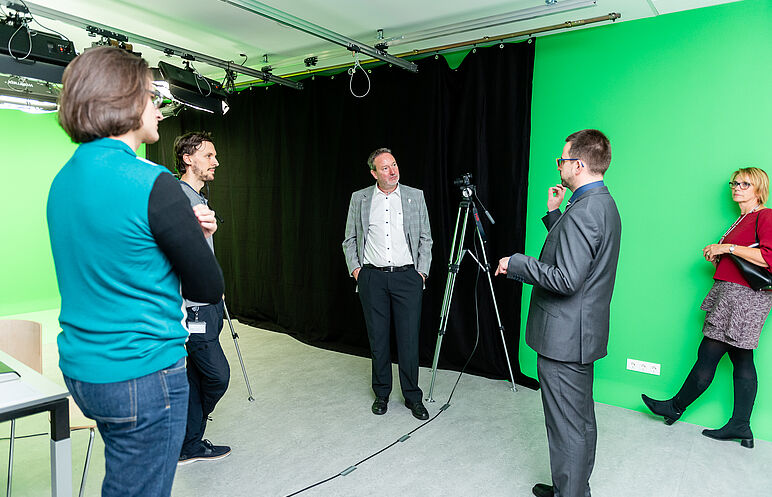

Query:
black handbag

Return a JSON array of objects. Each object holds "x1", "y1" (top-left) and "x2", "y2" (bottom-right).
[{"x1": 728, "y1": 213, "x2": 772, "y2": 291}]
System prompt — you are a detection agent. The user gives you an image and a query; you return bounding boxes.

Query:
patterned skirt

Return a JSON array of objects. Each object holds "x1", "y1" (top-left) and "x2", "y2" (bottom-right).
[{"x1": 701, "y1": 280, "x2": 772, "y2": 349}]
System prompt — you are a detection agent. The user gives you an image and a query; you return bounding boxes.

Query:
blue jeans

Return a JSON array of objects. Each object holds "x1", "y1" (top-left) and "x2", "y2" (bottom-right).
[{"x1": 64, "y1": 358, "x2": 189, "y2": 497}]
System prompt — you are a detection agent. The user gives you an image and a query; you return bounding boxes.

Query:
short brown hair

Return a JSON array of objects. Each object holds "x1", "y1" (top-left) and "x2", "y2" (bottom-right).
[
  {"x1": 367, "y1": 147, "x2": 392, "y2": 170},
  {"x1": 732, "y1": 167, "x2": 769, "y2": 205},
  {"x1": 174, "y1": 131, "x2": 214, "y2": 174},
  {"x1": 565, "y1": 129, "x2": 612, "y2": 175},
  {"x1": 58, "y1": 47, "x2": 150, "y2": 144}
]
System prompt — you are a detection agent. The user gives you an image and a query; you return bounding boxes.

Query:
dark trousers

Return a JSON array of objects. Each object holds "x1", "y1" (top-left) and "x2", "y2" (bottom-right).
[
  {"x1": 181, "y1": 301, "x2": 230, "y2": 454},
  {"x1": 537, "y1": 355, "x2": 596, "y2": 497},
  {"x1": 358, "y1": 267, "x2": 424, "y2": 404}
]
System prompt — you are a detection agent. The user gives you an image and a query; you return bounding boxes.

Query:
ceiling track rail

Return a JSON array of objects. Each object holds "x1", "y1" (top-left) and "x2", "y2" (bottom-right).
[
  {"x1": 237, "y1": 12, "x2": 621, "y2": 86},
  {"x1": 217, "y1": 0, "x2": 418, "y2": 73},
  {"x1": 19, "y1": 1, "x2": 303, "y2": 90}
]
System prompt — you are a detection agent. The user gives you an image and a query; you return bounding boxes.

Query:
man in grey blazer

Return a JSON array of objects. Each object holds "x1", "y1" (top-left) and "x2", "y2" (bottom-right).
[
  {"x1": 495, "y1": 130, "x2": 621, "y2": 497},
  {"x1": 342, "y1": 148, "x2": 433, "y2": 420}
]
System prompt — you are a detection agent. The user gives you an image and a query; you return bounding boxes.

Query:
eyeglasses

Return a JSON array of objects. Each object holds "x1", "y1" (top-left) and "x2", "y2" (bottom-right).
[
  {"x1": 147, "y1": 89, "x2": 164, "y2": 109},
  {"x1": 556, "y1": 158, "x2": 583, "y2": 168},
  {"x1": 729, "y1": 181, "x2": 752, "y2": 190}
]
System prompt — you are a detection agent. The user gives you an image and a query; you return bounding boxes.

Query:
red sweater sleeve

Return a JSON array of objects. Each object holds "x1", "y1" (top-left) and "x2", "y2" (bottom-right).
[{"x1": 757, "y1": 208, "x2": 772, "y2": 268}]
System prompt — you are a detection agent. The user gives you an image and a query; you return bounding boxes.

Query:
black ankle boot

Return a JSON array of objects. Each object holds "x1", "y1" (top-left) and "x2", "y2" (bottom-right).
[
  {"x1": 641, "y1": 394, "x2": 683, "y2": 425},
  {"x1": 702, "y1": 418, "x2": 754, "y2": 448}
]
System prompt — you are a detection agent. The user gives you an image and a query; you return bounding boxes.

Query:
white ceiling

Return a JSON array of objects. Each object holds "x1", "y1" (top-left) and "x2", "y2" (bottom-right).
[{"x1": 2, "y1": 0, "x2": 741, "y2": 85}]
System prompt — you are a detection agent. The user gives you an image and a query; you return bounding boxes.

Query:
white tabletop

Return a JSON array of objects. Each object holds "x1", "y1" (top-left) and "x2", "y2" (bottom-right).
[{"x1": 0, "y1": 349, "x2": 69, "y2": 414}]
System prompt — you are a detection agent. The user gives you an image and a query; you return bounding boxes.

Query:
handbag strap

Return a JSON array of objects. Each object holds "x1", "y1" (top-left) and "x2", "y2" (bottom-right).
[{"x1": 754, "y1": 211, "x2": 761, "y2": 245}]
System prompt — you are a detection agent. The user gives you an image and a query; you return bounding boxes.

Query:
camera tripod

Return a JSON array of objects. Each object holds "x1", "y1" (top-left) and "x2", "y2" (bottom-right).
[
  {"x1": 223, "y1": 301, "x2": 255, "y2": 402},
  {"x1": 426, "y1": 183, "x2": 517, "y2": 402}
]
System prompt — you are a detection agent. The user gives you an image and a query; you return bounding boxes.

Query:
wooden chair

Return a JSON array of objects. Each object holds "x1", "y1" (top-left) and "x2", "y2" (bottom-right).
[{"x1": 0, "y1": 319, "x2": 95, "y2": 497}]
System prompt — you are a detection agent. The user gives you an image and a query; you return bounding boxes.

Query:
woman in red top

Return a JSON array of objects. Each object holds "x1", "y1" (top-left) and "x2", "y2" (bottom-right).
[{"x1": 642, "y1": 167, "x2": 772, "y2": 449}]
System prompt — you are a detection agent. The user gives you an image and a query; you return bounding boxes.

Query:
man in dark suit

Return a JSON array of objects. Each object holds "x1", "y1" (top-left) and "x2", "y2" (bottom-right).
[
  {"x1": 495, "y1": 130, "x2": 621, "y2": 497},
  {"x1": 342, "y1": 147, "x2": 433, "y2": 420}
]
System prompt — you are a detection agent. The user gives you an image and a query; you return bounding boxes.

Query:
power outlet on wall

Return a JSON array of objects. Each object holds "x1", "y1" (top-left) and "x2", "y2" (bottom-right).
[{"x1": 627, "y1": 358, "x2": 661, "y2": 376}]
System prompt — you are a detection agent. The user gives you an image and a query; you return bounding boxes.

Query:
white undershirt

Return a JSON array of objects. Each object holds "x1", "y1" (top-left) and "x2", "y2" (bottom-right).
[{"x1": 363, "y1": 184, "x2": 414, "y2": 267}]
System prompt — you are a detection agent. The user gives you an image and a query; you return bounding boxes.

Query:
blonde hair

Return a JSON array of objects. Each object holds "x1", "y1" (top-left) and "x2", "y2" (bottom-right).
[{"x1": 732, "y1": 167, "x2": 769, "y2": 205}]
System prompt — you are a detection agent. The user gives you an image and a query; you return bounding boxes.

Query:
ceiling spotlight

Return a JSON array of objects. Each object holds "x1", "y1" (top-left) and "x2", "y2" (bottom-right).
[
  {"x1": 0, "y1": 13, "x2": 76, "y2": 83},
  {"x1": 153, "y1": 61, "x2": 229, "y2": 115},
  {"x1": 0, "y1": 74, "x2": 59, "y2": 113}
]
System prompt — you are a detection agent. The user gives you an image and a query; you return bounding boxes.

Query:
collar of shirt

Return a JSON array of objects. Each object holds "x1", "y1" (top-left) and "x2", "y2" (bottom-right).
[
  {"x1": 568, "y1": 180, "x2": 604, "y2": 204},
  {"x1": 373, "y1": 183, "x2": 401, "y2": 199},
  {"x1": 180, "y1": 180, "x2": 207, "y2": 202}
]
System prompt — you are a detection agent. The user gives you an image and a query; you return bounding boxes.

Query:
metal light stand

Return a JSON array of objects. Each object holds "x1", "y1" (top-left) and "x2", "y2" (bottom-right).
[
  {"x1": 425, "y1": 185, "x2": 517, "y2": 402},
  {"x1": 223, "y1": 302, "x2": 255, "y2": 402}
]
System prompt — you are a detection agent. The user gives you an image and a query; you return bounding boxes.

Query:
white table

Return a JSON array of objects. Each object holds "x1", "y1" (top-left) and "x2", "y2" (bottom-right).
[{"x1": 0, "y1": 350, "x2": 71, "y2": 497}]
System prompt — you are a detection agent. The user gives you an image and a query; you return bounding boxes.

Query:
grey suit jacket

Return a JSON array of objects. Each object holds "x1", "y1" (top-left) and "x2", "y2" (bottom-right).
[
  {"x1": 342, "y1": 184, "x2": 433, "y2": 277},
  {"x1": 507, "y1": 186, "x2": 621, "y2": 364}
]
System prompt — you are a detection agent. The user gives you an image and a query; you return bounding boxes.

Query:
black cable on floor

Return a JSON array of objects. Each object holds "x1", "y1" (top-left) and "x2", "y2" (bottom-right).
[{"x1": 285, "y1": 242, "x2": 486, "y2": 497}]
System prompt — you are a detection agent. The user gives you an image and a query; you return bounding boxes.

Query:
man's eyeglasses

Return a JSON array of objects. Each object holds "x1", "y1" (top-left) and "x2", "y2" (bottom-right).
[
  {"x1": 556, "y1": 158, "x2": 582, "y2": 168},
  {"x1": 729, "y1": 181, "x2": 752, "y2": 190},
  {"x1": 147, "y1": 89, "x2": 164, "y2": 109}
]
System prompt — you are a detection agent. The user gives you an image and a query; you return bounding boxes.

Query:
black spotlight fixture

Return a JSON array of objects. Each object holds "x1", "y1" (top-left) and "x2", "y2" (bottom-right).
[
  {"x1": 153, "y1": 60, "x2": 229, "y2": 115},
  {"x1": 0, "y1": 14, "x2": 76, "y2": 83}
]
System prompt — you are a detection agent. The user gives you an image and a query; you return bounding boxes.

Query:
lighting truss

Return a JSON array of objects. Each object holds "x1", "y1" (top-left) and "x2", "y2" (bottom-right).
[
  {"x1": 381, "y1": 0, "x2": 598, "y2": 48},
  {"x1": 19, "y1": 1, "x2": 303, "y2": 90},
  {"x1": 217, "y1": 0, "x2": 418, "y2": 73}
]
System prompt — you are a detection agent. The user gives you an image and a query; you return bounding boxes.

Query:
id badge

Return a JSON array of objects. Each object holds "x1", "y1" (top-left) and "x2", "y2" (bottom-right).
[{"x1": 188, "y1": 321, "x2": 207, "y2": 334}]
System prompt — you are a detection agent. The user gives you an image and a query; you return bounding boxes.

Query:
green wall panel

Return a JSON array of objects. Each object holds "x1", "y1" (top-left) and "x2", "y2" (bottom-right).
[
  {"x1": 526, "y1": 0, "x2": 772, "y2": 438},
  {"x1": 1, "y1": 111, "x2": 146, "y2": 316},
  {"x1": 2, "y1": 112, "x2": 73, "y2": 315}
]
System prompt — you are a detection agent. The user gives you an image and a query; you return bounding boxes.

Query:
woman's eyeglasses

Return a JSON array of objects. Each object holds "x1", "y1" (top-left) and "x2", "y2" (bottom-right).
[
  {"x1": 729, "y1": 181, "x2": 752, "y2": 190},
  {"x1": 147, "y1": 89, "x2": 164, "y2": 109}
]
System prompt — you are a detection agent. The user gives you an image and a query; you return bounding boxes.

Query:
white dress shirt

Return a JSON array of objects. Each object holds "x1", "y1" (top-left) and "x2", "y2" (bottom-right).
[{"x1": 363, "y1": 184, "x2": 414, "y2": 267}]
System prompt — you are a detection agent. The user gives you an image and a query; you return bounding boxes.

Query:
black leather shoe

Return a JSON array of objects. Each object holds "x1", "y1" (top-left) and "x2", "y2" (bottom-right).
[
  {"x1": 372, "y1": 397, "x2": 388, "y2": 415},
  {"x1": 405, "y1": 400, "x2": 429, "y2": 420},
  {"x1": 641, "y1": 394, "x2": 683, "y2": 425},
  {"x1": 702, "y1": 418, "x2": 754, "y2": 448},
  {"x1": 532, "y1": 483, "x2": 554, "y2": 497}
]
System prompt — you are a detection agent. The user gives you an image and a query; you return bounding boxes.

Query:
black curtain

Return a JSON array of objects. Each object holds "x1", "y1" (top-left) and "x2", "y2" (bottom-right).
[{"x1": 148, "y1": 41, "x2": 538, "y2": 388}]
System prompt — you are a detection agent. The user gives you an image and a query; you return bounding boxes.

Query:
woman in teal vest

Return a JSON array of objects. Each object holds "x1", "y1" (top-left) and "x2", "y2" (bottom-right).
[{"x1": 48, "y1": 46, "x2": 224, "y2": 497}]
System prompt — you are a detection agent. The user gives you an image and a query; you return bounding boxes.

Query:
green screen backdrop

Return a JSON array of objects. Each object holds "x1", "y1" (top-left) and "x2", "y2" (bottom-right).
[
  {"x1": 2, "y1": 112, "x2": 73, "y2": 315},
  {"x1": 1, "y1": 111, "x2": 145, "y2": 316},
  {"x1": 525, "y1": 0, "x2": 772, "y2": 439}
]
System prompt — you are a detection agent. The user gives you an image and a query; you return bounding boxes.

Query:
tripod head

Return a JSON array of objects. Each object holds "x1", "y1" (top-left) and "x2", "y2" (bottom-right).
[
  {"x1": 453, "y1": 173, "x2": 494, "y2": 225},
  {"x1": 454, "y1": 173, "x2": 476, "y2": 200}
]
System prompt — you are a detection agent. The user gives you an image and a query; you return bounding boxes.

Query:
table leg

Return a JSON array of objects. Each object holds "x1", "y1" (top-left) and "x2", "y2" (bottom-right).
[{"x1": 49, "y1": 398, "x2": 72, "y2": 497}]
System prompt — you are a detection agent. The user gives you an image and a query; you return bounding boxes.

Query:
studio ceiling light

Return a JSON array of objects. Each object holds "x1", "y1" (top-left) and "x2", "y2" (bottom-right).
[
  {"x1": 153, "y1": 61, "x2": 230, "y2": 115},
  {"x1": 0, "y1": 9, "x2": 76, "y2": 83},
  {"x1": 0, "y1": 74, "x2": 59, "y2": 113}
]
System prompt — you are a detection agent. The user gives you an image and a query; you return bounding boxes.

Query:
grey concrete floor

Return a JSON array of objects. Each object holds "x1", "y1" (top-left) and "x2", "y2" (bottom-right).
[{"x1": 2, "y1": 311, "x2": 771, "y2": 496}]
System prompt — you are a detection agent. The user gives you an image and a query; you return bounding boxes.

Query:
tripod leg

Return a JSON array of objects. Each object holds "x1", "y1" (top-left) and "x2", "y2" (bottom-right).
[
  {"x1": 476, "y1": 230, "x2": 517, "y2": 393},
  {"x1": 223, "y1": 302, "x2": 256, "y2": 402},
  {"x1": 426, "y1": 334, "x2": 445, "y2": 402},
  {"x1": 426, "y1": 267, "x2": 460, "y2": 402},
  {"x1": 426, "y1": 203, "x2": 470, "y2": 402}
]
